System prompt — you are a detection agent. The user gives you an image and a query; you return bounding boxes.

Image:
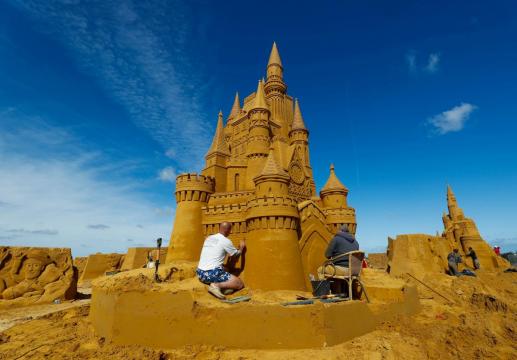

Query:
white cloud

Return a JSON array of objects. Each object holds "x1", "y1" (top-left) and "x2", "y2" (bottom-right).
[
  {"x1": 165, "y1": 148, "x2": 176, "y2": 159},
  {"x1": 10, "y1": 0, "x2": 210, "y2": 170},
  {"x1": 406, "y1": 51, "x2": 440, "y2": 74},
  {"x1": 425, "y1": 53, "x2": 440, "y2": 73},
  {"x1": 405, "y1": 51, "x2": 417, "y2": 72},
  {"x1": 428, "y1": 103, "x2": 477, "y2": 135},
  {"x1": 158, "y1": 166, "x2": 177, "y2": 183},
  {"x1": 0, "y1": 110, "x2": 172, "y2": 256},
  {"x1": 87, "y1": 224, "x2": 110, "y2": 230}
]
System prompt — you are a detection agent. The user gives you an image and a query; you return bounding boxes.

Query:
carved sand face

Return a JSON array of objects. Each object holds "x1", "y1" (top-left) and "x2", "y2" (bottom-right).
[{"x1": 24, "y1": 258, "x2": 45, "y2": 280}]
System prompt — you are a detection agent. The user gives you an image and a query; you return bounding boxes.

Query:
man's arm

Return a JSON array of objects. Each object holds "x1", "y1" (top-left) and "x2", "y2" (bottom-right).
[{"x1": 223, "y1": 238, "x2": 244, "y2": 257}]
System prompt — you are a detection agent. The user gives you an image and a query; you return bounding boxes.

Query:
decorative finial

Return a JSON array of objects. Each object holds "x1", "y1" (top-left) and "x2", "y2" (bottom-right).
[
  {"x1": 292, "y1": 99, "x2": 307, "y2": 131},
  {"x1": 268, "y1": 42, "x2": 283, "y2": 67},
  {"x1": 228, "y1": 92, "x2": 241, "y2": 121},
  {"x1": 250, "y1": 79, "x2": 269, "y2": 111}
]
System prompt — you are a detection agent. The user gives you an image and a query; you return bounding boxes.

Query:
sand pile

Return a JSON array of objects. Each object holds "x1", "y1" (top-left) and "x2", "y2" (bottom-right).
[{"x1": 0, "y1": 269, "x2": 515, "y2": 359}]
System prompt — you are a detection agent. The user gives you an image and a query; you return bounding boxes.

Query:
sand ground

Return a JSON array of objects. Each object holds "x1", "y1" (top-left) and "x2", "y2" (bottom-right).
[{"x1": 0, "y1": 271, "x2": 515, "y2": 360}]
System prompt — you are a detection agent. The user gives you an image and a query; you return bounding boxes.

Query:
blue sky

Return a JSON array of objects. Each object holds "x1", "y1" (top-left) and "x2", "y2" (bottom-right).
[{"x1": 1, "y1": 0, "x2": 516, "y2": 256}]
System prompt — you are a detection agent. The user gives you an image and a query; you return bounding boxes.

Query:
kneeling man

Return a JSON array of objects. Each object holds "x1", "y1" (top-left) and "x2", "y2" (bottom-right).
[{"x1": 196, "y1": 222, "x2": 245, "y2": 299}]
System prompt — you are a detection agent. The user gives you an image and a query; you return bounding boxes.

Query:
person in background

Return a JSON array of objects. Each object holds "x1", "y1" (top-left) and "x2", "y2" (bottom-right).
[
  {"x1": 494, "y1": 246, "x2": 501, "y2": 256},
  {"x1": 447, "y1": 248, "x2": 462, "y2": 276},
  {"x1": 466, "y1": 247, "x2": 480, "y2": 270},
  {"x1": 196, "y1": 222, "x2": 245, "y2": 299}
]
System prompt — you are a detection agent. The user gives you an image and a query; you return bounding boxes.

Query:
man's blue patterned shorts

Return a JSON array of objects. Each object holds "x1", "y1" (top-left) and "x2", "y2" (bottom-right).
[{"x1": 196, "y1": 266, "x2": 231, "y2": 284}]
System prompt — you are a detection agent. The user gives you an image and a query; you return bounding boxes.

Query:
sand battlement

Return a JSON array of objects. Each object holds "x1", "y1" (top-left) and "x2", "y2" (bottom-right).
[
  {"x1": 175, "y1": 173, "x2": 215, "y2": 192},
  {"x1": 207, "y1": 190, "x2": 254, "y2": 205}
]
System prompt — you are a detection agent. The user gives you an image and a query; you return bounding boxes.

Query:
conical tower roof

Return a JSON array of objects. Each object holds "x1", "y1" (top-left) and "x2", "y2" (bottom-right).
[
  {"x1": 206, "y1": 111, "x2": 229, "y2": 156},
  {"x1": 321, "y1": 164, "x2": 348, "y2": 194},
  {"x1": 268, "y1": 42, "x2": 283, "y2": 68},
  {"x1": 227, "y1": 92, "x2": 241, "y2": 121},
  {"x1": 250, "y1": 80, "x2": 269, "y2": 111},
  {"x1": 255, "y1": 147, "x2": 289, "y2": 182},
  {"x1": 447, "y1": 185, "x2": 457, "y2": 206},
  {"x1": 292, "y1": 99, "x2": 307, "y2": 131}
]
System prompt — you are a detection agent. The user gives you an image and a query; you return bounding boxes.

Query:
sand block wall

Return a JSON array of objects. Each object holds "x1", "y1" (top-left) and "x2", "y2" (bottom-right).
[
  {"x1": 387, "y1": 234, "x2": 453, "y2": 277},
  {"x1": 90, "y1": 266, "x2": 420, "y2": 349},
  {"x1": 367, "y1": 253, "x2": 388, "y2": 269},
  {"x1": 0, "y1": 246, "x2": 77, "y2": 308},
  {"x1": 120, "y1": 247, "x2": 167, "y2": 271},
  {"x1": 73, "y1": 256, "x2": 88, "y2": 279},
  {"x1": 79, "y1": 253, "x2": 124, "y2": 283}
]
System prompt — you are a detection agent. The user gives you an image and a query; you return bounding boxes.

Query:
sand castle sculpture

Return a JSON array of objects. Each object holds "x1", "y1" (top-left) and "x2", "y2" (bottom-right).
[
  {"x1": 166, "y1": 43, "x2": 356, "y2": 290},
  {"x1": 387, "y1": 186, "x2": 508, "y2": 276},
  {"x1": 0, "y1": 247, "x2": 77, "y2": 306},
  {"x1": 89, "y1": 44, "x2": 423, "y2": 349}
]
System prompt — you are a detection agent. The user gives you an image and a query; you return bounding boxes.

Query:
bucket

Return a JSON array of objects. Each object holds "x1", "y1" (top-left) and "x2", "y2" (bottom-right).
[{"x1": 311, "y1": 279, "x2": 330, "y2": 296}]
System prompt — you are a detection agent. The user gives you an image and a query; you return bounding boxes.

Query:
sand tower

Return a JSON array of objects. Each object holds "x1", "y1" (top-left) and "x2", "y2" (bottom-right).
[
  {"x1": 442, "y1": 186, "x2": 505, "y2": 270},
  {"x1": 165, "y1": 43, "x2": 357, "y2": 290}
]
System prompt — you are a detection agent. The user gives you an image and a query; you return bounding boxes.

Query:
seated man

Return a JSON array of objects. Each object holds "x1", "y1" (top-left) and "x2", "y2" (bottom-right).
[
  {"x1": 318, "y1": 225, "x2": 359, "y2": 279},
  {"x1": 196, "y1": 222, "x2": 245, "y2": 299},
  {"x1": 447, "y1": 248, "x2": 462, "y2": 276}
]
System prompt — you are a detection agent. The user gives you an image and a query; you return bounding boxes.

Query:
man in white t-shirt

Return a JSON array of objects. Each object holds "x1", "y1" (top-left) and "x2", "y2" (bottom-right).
[{"x1": 196, "y1": 222, "x2": 246, "y2": 299}]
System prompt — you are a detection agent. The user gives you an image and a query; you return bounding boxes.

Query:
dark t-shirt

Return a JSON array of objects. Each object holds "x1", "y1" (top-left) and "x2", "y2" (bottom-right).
[
  {"x1": 467, "y1": 250, "x2": 478, "y2": 260},
  {"x1": 325, "y1": 230, "x2": 359, "y2": 267}
]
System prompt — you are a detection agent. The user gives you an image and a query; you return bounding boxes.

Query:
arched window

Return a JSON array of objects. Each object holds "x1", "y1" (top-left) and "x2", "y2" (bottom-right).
[{"x1": 234, "y1": 173, "x2": 240, "y2": 191}]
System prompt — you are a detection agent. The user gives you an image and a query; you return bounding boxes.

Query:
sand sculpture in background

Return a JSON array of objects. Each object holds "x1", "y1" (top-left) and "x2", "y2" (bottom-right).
[
  {"x1": 0, "y1": 247, "x2": 77, "y2": 306},
  {"x1": 166, "y1": 43, "x2": 356, "y2": 291},
  {"x1": 367, "y1": 253, "x2": 388, "y2": 269},
  {"x1": 442, "y1": 186, "x2": 506, "y2": 269},
  {"x1": 120, "y1": 247, "x2": 166, "y2": 271},
  {"x1": 387, "y1": 186, "x2": 509, "y2": 276},
  {"x1": 79, "y1": 253, "x2": 124, "y2": 283}
]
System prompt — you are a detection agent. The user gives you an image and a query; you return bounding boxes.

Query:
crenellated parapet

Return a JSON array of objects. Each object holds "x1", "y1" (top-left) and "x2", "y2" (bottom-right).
[
  {"x1": 247, "y1": 215, "x2": 299, "y2": 232},
  {"x1": 207, "y1": 190, "x2": 254, "y2": 206},
  {"x1": 202, "y1": 202, "x2": 247, "y2": 226},
  {"x1": 174, "y1": 173, "x2": 215, "y2": 203},
  {"x1": 246, "y1": 196, "x2": 299, "y2": 220},
  {"x1": 203, "y1": 221, "x2": 247, "y2": 239},
  {"x1": 324, "y1": 207, "x2": 357, "y2": 234}
]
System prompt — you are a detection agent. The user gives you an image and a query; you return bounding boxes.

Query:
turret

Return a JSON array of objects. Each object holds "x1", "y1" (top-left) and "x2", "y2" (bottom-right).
[
  {"x1": 289, "y1": 99, "x2": 311, "y2": 164},
  {"x1": 447, "y1": 185, "x2": 464, "y2": 220},
  {"x1": 264, "y1": 42, "x2": 286, "y2": 95},
  {"x1": 245, "y1": 149, "x2": 306, "y2": 291},
  {"x1": 320, "y1": 164, "x2": 357, "y2": 234},
  {"x1": 227, "y1": 92, "x2": 241, "y2": 123},
  {"x1": 254, "y1": 147, "x2": 290, "y2": 197},
  {"x1": 203, "y1": 111, "x2": 229, "y2": 192},
  {"x1": 166, "y1": 173, "x2": 215, "y2": 262},
  {"x1": 320, "y1": 164, "x2": 349, "y2": 208},
  {"x1": 245, "y1": 80, "x2": 271, "y2": 188}
]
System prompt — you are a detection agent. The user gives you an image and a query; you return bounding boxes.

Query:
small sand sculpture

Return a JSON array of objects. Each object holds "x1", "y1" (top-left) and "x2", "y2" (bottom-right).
[{"x1": 0, "y1": 247, "x2": 77, "y2": 307}]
